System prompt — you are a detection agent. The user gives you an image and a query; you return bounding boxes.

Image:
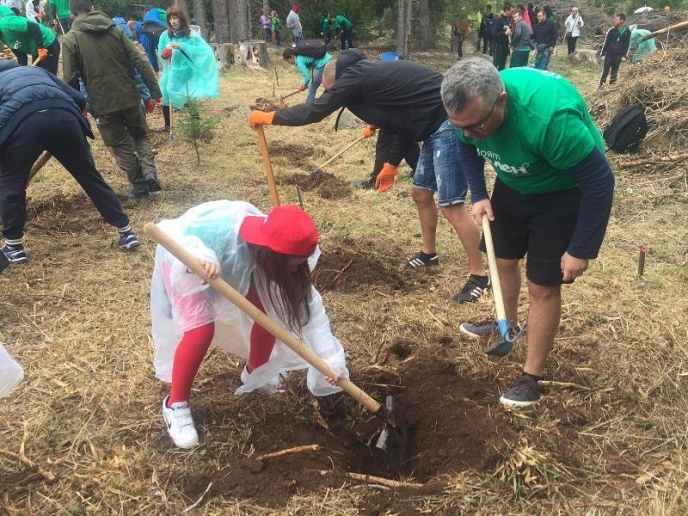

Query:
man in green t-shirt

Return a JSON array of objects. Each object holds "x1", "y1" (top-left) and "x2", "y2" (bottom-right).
[
  {"x1": 441, "y1": 59, "x2": 615, "y2": 408},
  {"x1": 0, "y1": 5, "x2": 60, "y2": 74},
  {"x1": 48, "y1": 0, "x2": 71, "y2": 33},
  {"x1": 333, "y1": 14, "x2": 354, "y2": 49}
]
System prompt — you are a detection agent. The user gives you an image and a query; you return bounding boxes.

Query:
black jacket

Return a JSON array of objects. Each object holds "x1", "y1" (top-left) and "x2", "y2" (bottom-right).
[
  {"x1": 492, "y1": 13, "x2": 511, "y2": 46},
  {"x1": 533, "y1": 19, "x2": 558, "y2": 48},
  {"x1": 0, "y1": 61, "x2": 91, "y2": 147},
  {"x1": 601, "y1": 25, "x2": 631, "y2": 59},
  {"x1": 273, "y1": 60, "x2": 447, "y2": 144}
]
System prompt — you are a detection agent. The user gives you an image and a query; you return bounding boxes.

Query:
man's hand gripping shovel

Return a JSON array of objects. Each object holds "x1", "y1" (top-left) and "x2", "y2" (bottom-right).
[{"x1": 482, "y1": 215, "x2": 526, "y2": 357}]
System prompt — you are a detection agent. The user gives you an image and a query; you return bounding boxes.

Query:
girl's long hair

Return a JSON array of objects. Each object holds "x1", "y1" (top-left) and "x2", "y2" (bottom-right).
[
  {"x1": 166, "y1": 6, "x2": 191, "y2": 37},
  {"x1": 249, "y1": 245, "x2": 313, "y2": 332}
]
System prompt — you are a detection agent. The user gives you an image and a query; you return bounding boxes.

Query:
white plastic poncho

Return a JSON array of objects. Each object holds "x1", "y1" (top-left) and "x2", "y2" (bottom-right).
[
  {"x1": 0, "y1": 342, "x2": 23, "y2": 399},
  {"x1": 150, "y1": 200, "x2": 349, "y2": 397}
]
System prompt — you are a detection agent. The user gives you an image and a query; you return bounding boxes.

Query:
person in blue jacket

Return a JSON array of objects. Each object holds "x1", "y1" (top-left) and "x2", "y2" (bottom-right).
[
  {"x1": 282, "y1": 46, "x2": 332, "y2": 104},
  {"x1": 112, "y1": 13, "x2": 133, "y2": 39},
  {"x1": 127, "y1": 7, "x2": 166, "y2": 73}
]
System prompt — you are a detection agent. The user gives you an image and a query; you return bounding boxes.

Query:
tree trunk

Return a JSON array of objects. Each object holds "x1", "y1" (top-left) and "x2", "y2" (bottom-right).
[
  {"x1": 191, "y1": 0, "x2": 208, "y2": 40},
  {"x1": 396, "y1": 0, "x2": 412, "y2": 57},
  {"x1": 210, "y1": 41, "x2": 271, "y2": 69},
  {"x1": 211, "y1": 0, "x2": 230, "y2": 43},
  {"x1": 418, "y1": 0, "x2": 433, "y2": 50},
  {"x1": 235, "y1": 0, "x2": 250, "y2": 41},
  {"x1": 175, "y1": 0, "x2": 190, "y2": 20}
]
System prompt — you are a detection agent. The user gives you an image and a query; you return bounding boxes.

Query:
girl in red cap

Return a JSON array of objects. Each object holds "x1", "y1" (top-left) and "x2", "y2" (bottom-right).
[{"x1": 151, "y1": 200, "x2": 349, "y2": 449}]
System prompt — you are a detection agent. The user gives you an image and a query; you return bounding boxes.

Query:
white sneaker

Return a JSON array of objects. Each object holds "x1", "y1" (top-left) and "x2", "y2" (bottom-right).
[{"x1": 161, "y1": 396, "x2": 199, "y2": 449}]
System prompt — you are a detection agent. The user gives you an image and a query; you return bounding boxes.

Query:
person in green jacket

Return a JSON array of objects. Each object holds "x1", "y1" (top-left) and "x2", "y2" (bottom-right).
[
  {"x1": 0, "y1": 5, "x2": 60, "y2": 74},
  {"x1": 629, "y1": 26, "x2": 657, "y2": 64},
  {"x1": 333, "y1": 14, "x2": 354, "y2": 50},
  {"x1": 48, "y1": 0, "x2": 71, "y2": 33},
  {"x1": 319, "y1": 13, "x2": 333, "y2": 47},
  {"x1": 270, "y1": 10, "x2": 281, "y2": 46},
  {"x1": 62, "y1": 0, "x2": 163, "y2": 200}
]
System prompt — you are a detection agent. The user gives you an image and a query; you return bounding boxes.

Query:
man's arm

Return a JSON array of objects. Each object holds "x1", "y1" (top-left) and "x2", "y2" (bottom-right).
[
  {"x1": 294, "y1": 56, "x2": 311, "y2": 87},
  {"x1": 564, "y1": 146, "x2": 615, "y2": 259},
  {"x1": 60, "y1": 37, "x2": 80, "y2": 90},
  {"x1": 26, "y1": 19, "x2": 45, "y2": 48},
  {"x1": 457, "y1": 138, "x2": 489, "y2": 201},
  {"x1": 46, "y1": 70, "x2": 87, "y2": 110}
]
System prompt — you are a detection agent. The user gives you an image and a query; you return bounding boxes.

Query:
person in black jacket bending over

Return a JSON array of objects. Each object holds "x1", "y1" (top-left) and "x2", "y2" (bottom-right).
[
  {"x1": 249, "y1": 49, "x2": 490, "y2": 304},
  {"x1": 599, "y1": 13, "x2": 631, "y2": 87},
  {"x1": 0, "y1": 61, "x2": 139, "y2": 265},
  {"x1": 533, "y1": 8, "x2": 558, "y2": 70}
]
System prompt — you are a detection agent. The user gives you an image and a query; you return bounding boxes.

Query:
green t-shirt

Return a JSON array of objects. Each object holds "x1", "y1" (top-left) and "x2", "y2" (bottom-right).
[
  {"x1": 0, "y1": 15, "x2": 56, "y2": 55},
  {"x1": 335, "y1": 15, "x2": 352, "y2": 30},
  {"x1": 48, "y1": 0, "x2": 70, "y2": 19},
  {"x1": 457, "y1": 68, "x2": 605, "y2": 195}
]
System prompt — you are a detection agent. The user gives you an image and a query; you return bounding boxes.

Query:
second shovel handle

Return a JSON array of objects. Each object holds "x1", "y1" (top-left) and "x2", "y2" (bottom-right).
[{"x1": 482, "y1": 215, "x2": 507, "y2": 322}]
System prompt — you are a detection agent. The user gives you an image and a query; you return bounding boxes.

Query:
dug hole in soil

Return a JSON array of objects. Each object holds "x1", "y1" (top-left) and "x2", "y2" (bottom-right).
[{"x1": 181, "y1": 249, "x2": 514, "y2": 508}]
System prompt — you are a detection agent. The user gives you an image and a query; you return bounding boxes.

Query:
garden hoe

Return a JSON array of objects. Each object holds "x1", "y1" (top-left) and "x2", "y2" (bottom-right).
[
  {"x1": 482, "y1": 215, "x2": 526, "y2": 357},
  {"x1": 279, "y1": 89, "x2": 302, "y2": 105},
  {"x1": 310, "y1": 136, "x2": 365, "y2": 176},
  {"x1": 144, "y1": 223, "x2": 409, "y2": 463}
]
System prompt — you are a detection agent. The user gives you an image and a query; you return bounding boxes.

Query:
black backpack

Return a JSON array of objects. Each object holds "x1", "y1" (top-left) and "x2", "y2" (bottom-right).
[
  {"x1": 603, "y1": 103, "x2": 648, "y2": 153},
  {"x1": 140, "y1": 20, "x2": 167, "y2": 46},
  {"x1": 294, "y1": 39, "x2": 327, "y2": 59}
]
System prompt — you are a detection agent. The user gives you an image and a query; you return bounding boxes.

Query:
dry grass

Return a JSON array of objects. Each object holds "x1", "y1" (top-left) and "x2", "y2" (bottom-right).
[{"x1": 1, "y1": 45, "x2": 687, "y2": 515}]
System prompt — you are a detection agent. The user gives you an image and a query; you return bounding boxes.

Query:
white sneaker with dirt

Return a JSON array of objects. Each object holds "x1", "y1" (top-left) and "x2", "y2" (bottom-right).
[
  {"x1": 459, "y1": 320, "x2": 496, "y2": 338},
  {"x1": 499, "y1": 375, "x2": 544, "y2": 408},
  {"x1": 162, "y1": 396, "x2": 199, "y2": 449}
]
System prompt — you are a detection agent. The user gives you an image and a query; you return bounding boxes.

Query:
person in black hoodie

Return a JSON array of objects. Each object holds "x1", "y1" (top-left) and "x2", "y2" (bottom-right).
[
  {"x1": 533, "y1": 8, "x2": 558, "y2": 70},
  {"x1": 599, "y1": 13, "x2": 631, "y2": 87},
  {"x1": 249, "y1": 49, "x2": 490, "y2": 304},
  {"x1": 492, "y1": 3, "x2": 513, "y2": 71},
  {"x1": 0, "y1": 61, "x2": 139, "y2": 265}
]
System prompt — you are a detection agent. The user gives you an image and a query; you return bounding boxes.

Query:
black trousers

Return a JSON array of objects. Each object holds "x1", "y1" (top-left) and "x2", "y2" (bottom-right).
[
  {"x1": 493, "y1": 42, "x2": 509, "y2": 70},
  {"x1": 368, "y1": 129, "x2": 420, "y2": 182},
  {"x1": 0, "y1": 109, "x2": 129, "y2": 240},
  {"x1": 10, "y1": 39, "x2": 60, "y2": 76},
  {"x1": 600, "y1": 56, "x2": 622, "y2": 85}
]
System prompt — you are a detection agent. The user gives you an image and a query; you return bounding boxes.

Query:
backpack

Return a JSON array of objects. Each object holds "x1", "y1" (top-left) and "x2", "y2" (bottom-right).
[
  {"x1": 140, "y1": 20, "x2": 167, "y2": 46},
  {"x1": 485, "y1": 14, "x2": 495, "y2": 34},
  {"x1": 294, "y1": 39, "x2": 327, "y2": 59},
  {"x1": 603, "y1": 103, "x2": 648, "y2": 153}
]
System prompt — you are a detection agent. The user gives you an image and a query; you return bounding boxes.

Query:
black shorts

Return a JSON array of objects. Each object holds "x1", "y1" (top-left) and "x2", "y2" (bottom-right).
[{"x1": 481, "y1": 179, "x2": 581, "y2": 287}]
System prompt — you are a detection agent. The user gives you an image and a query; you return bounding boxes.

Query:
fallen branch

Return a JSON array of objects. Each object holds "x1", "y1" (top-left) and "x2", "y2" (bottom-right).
[
  {"x1": 0, "y1": 448, "x2": 56, "y2": 483},
  {"x1": 641, "y1": 20, "x2": 688, "y2": 41},
  {"x1": 255, "y1": 444, "x2": 320, "y2": 461},
  {"x1": 180, "y1": 481, "x2": 212, "y2": 514},
  {"x1": 538, "y1": 380, "x2": 590, "y2": 390},
  {"x1": 330, "y1": 259, "x2": 354, "y2": 287},
  {"x1": 320, "y1": 470, "x2": 424, "y2": 489},
  {"x1": 618, "y1": 153, "x2": 688, "y2": 168}
]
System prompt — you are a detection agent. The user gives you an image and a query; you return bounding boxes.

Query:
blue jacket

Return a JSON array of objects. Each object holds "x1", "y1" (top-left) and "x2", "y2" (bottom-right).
[
  {"x1": 113, "y1": 16, "x2": 133, "y2": 38},
  {"x1": 0, "y1": 60, "x2": 92, "y2": 147}
]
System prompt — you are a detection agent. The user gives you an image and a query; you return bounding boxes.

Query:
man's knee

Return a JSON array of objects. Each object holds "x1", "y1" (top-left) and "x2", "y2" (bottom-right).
[
  {"x1": 528, "y1": 281, "x2": 561, "y2": 302},
  {"x1": 411, "y1": 187, "x2": 434, "y2": 205}
]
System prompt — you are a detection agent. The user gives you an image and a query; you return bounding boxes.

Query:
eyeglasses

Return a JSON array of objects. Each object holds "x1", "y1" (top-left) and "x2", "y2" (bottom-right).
[{"x1": 453, "y1": 92, "x2": 502, "y2": 133}]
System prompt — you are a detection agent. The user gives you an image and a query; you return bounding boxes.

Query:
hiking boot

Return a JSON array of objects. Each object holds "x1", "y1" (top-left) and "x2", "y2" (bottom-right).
[
  {"x1": 354, "y1": 177, "x2": 375, "y2": 190},
  {"x1": 499, "y1": 375, "x2": 544, "y2": 408},
  {"x1": 162, "y1": 396, "x2": 199, "y2": 449},
  {"x1": 118, "y1": 230, "x2": 140, "y2": 251},
  {"x1": 405, "y1": 251, "x2": 438, "y2": 268},
  {"x1": 459, "y1": 320, "x2": 496, "y2": 338},
  {"x1": 144, "y1": 173, "x2": 162, "y2": 192},
  {"x1": 453, "y1": 275, "x2": 491, "y2": 303},
  {"x1": 0, "y1": 243, "x2": 27, "y2": 265},
  {"x1": 122, "y1": 189, "x2": 149, "y2": 200}
]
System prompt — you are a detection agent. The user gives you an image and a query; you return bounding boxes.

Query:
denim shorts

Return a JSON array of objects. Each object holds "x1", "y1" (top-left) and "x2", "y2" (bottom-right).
[{"x1": 412, "y1": 119, "x2": 468, "y2": 206}]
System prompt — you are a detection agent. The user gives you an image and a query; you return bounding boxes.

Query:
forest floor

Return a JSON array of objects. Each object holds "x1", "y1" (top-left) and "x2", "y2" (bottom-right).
[{"x1": 0, "y1": 40, "x2": 687, "y2": 515}]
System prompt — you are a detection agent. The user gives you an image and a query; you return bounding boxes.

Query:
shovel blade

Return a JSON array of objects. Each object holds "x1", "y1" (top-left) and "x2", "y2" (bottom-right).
[
  {"x1": 485, "y1": 339, "x2": 515, "y2": 357},
  {"x1": 310, "y1": 167, "x2": 322, "y2": 176},
  {"x1": 375, "y1": 395, "x2": 409, "y2": 469}
]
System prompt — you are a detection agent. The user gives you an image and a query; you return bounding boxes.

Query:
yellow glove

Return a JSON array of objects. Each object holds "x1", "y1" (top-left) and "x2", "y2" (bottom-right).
[
  {"x1": 375, "y1": 163, "x2": 399, "y2": 193},
  {"x1": 249, "y1": 110, "x2": 276, "y2": 130},
  {"x1": 362, "y1": 125, "x2": 377, "y2": 138}
]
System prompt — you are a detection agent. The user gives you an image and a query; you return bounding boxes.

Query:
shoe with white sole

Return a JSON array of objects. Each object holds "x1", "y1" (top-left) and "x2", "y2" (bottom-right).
[{"x1": 162, "y1": 396, "x2": 199, "y2": 449}]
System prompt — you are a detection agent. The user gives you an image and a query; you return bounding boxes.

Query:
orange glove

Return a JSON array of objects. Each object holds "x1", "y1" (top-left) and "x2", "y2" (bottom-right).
[
  {"x1": 298, "y1": 85, "x2": 306, "y2": 92},
  {"x1": 362, "y1": 125, "x2": 377, "y2": 138},
  {"x1": 249, "y1": 110, "x2": 276, "y2": 129},
  {"x1": 375, "y1": 163, "x2": 399, "y2": 193},
  {"x1": 37, "y1": 48, "x2": 48, "y2": 60}
]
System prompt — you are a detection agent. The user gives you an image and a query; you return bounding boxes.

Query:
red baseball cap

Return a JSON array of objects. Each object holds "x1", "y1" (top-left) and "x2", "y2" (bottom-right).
[
  {"x1": 292, "y1": 5, "x2": 300, "y2": 12},
  {"x1": 239, "y1": 205, "x2": 318, "y2": 257}
]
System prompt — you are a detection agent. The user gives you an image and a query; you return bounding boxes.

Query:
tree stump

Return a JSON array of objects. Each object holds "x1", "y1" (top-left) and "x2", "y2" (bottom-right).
[{"x1": 211, "y1": 41, "x2": 271, "y2": 70}]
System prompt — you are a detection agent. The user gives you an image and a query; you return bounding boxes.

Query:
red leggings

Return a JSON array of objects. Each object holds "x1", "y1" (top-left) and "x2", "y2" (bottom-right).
[{"x1": 168, "y1": 286, "x2": 276, "y2": 404}]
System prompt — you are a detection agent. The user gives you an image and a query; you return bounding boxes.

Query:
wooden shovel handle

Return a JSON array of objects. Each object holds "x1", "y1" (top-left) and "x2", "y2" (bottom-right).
[
  {"x1": 482, "y1": 215, "x2": 507, "y2": 322},
  {"x1": 143, "y1": 223, "x2": 383, "y2": 415},
  {"x1": 314, "y1": 136, "x2": 365, "y2": 172},
  {"x1": 256, "y1": 126, "x2": 280, "y2": 207},
  {"x1": 29, "y1": 152, "x2": 53, "y2": 181}
]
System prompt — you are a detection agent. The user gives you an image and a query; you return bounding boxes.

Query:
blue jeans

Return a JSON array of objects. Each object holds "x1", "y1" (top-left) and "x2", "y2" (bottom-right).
[
  {"x1": 307, "y1": 67, "x2": 324, "y2": 104},
  {"x1": 534, "y1": 44, "x2": 550, "y2": 70},
  {"x1": 292, "y1": 32, "x2": 303, "y2": 43},
  {"x1": 412, "y1": 119, "x2": 467, "y2": 206}
]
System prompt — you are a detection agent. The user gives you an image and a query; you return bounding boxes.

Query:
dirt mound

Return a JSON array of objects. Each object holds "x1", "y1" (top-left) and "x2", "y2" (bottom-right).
[
  {"x1": 251, "y1": 97, "x2": 280, "y2": 111},
  {"x1": 281, "y1": 172, "x2": 353, "y2": 200}
]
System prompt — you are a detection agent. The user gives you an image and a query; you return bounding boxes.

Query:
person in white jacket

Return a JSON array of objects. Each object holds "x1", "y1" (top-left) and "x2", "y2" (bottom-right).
[
  {"x1": 564, "y1": 6, "x2": 584, "y2": 54},
  {"x1": 24, "y1": 0, "x2": 43, "y2": 22},
  {"x1": 151, "y1": 201, "x2": 349, "y2": 449}
]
